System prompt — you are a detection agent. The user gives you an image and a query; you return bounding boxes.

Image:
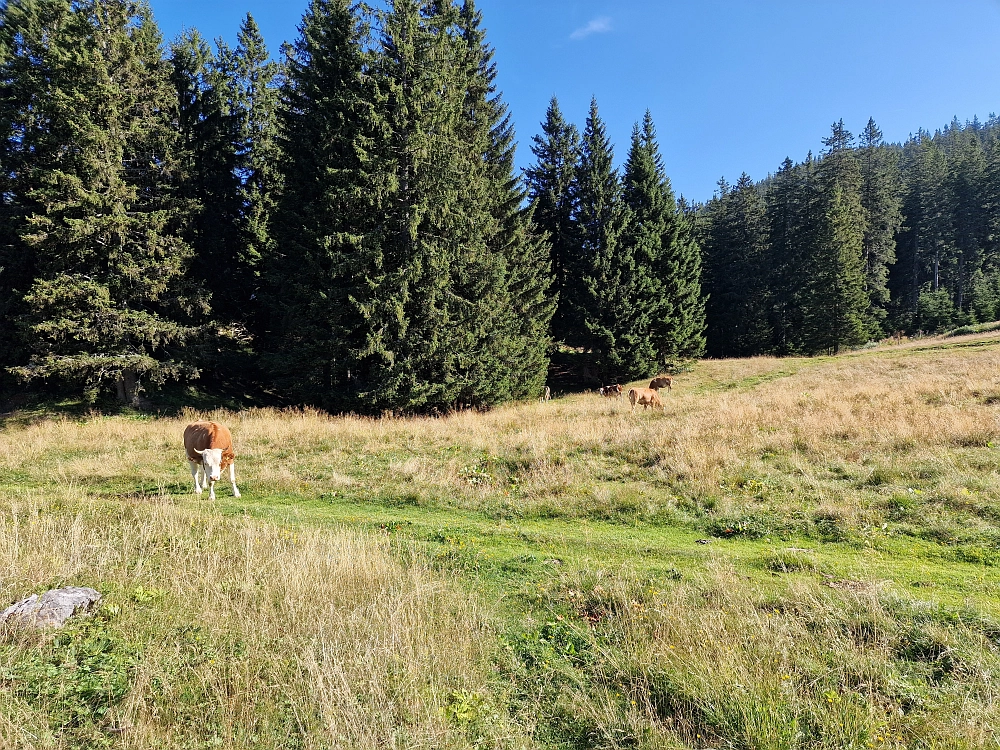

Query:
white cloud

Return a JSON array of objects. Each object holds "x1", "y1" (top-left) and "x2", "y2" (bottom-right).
[{"x1": 570, "y1": 16, "x2": 612, "y2": 41}]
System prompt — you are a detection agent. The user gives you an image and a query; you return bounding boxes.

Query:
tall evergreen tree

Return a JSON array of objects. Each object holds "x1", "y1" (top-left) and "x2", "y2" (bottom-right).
[
  {"x1": 978, "y1": 134, "x2": 1000, "y2": 321},
  {"x1": 800, "y1": 121, "x2": 869, "y2": 353},
  {"x1": 523, "y1": 97, "x2": 580, "y2": 343},
  {"x1": 895, "y1": 135, "x2": 951, "y2": 328},
  {"x1": 572, "y1": 98, "x2": 637, "y2": 377},
  {"x1": 221, "y1": 14, "x2": 281, "y2": 324},
  {"x1": 650, "y1": 124, "x2": 706, "y2": 362},
  {"x1": 6, "y1": 0, "x2": 206, "y2": 402},
  {"x1": 264, "y1": 0, "x2": 376, "y2": 407},
  {"x1": 359, "y1": 0, "x2": 552, "y2": 410},
  {"x1": 170, "y1": 14, "x2": 280, "y2": 328},
  {"x1": 356, "y1": 0, "x2": 479, "y2": 410},
  {"x1": 451, "y1": 0, "x2": 553, "y2": 402},
  {"x1": 858, "y1": 118, "x2": 902, "y2": 332},
  {"x1": 623, "y1": 111, "x2": 707, "y2": 368},
  {"x1": 0, "y1": 0, "x2": 73, "y2": 383},
  {"x1": 947, "y1": 129, "x2": 986, "y2": 313},
  {"x1": 621, "y1": 116, "x2": 675, "y2": 370},
  {"x1": 985, "y1": 135, "x2": 1000, "y2": 265},
  {"x1": 704, "y1": 173, "x2": 771, "y2": 357},
  {"x1": 766, "y1": 157, "x2": 809, "y2": 353},
  {"x1": 170, "y1": 29, "x2": 243, "y2": 318},
  {"x1": 267, "y1": 0, "x2": 551, "y2": 412}
]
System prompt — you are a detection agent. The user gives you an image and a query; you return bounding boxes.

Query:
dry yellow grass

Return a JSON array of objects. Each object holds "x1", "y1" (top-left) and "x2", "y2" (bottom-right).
[
  {"x1": 5, "y1": 334, "x2": 999, "y2": 515},
  {"x1": 2, "y1": 334, "x2": 1000, "y2": 748},
  {"x1": 0, "y1": 495, "x2": 508, "y2": 749}
]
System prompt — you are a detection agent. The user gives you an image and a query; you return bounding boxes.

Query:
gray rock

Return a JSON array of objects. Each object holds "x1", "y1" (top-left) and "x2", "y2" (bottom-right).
[{"x1": 1, "y1": 587, "x2": 102, "y2": 629}]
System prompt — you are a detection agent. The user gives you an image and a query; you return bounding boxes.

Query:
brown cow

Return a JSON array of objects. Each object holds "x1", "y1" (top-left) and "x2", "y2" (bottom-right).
[
  {"x1": 599, "y1": 383, "x2": 624, "y2": 399},
  {"x1": 649, "y1": 376, "x2": 672, "y2": 391},
  {"x1": 628, "y1": 387, "x2": 664, "y2": 413},
  {"x1": 184, "y1": 421, "x2": 240, "y2": 500}
]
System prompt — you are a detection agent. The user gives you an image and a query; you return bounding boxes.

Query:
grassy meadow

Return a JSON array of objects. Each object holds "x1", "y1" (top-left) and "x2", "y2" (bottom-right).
[{"x1": 2, "y1": 332, "x2": 1000, "y2": 749}]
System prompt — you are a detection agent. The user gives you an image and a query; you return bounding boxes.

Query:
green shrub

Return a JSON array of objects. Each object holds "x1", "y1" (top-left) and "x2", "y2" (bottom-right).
[{"x1": 1, "y1": 613, "x2": 137, "y2": 741}]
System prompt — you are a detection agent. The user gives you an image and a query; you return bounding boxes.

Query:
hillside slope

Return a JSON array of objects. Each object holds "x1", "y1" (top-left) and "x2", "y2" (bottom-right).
[{"x1": 2, "y1": 333, "x2": 999, "y2": 748}]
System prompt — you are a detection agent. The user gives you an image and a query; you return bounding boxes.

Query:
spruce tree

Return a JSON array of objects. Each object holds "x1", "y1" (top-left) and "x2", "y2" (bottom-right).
[
  {"x1": 355, "y1": 0, "x2": 473, "y2": 411},
  {"x1": 450, "y1": 0, "x2": 553, "y2": 403},
  {"x1": 267, "y1": 0, "x2": 551, "y2": 412},
  {"x1": 858, "y1": 118, "x2": 902, "y2": 332},
  {"x1": 765, "y1": 157, "x2": 809, "y2": 353},
  {"x1": 704, "y1": 173, "x2": 771, "y2": 357},
  {"x1": 896, "y1": 135, "x2": 951, "y2": 327},
  {"x1": 980, "y1": 134, "x2": 1000, "y2": 320},
  {"x1": 6, "y1": 0, "x2": 206, "y2": 403},
  {"x1": 0, "y1": 0, "x2": 69, "y2": 383},
  {"x1": 801, "y1": 121, "x2": 869, "y2": 353},
  {"x1": 621, "y1": 114, "x2": 670, "y2": 366},
  {"x1": 171, "y1": 15, "x2": 280, "y2": 328},
  {"x1": 360, "y1": 0, "x2": 551, "y2": 410},
  {"x1": 572, "y1": 98, "x2": 636, "y2": 378},
  {"x1": 170, "y1": 29, "x2": 243, "y2": 319},
  {"x1": 264, "y1": 0, "x2": 376, "y2": 407},
  {"x1": 524, "y1": 97, "x2": 580, "y2": 343},
  {"x1": 649, "y1": 115, "x2": 705, "y2": 363},
  {"x1": 223, "y1": 14, "x2": 281, "y2": 326},
  {"x1": 947, "y1": 130, "x2": 986, "y2": 313}
]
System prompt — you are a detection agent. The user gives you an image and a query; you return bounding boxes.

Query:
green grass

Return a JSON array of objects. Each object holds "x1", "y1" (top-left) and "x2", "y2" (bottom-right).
[
  {"x1": 2, "y1": 336, "x2": 1000, "y2": 748},
  {"x1": 946, "y1": 320, "x2": 1000, "y2": 337}
]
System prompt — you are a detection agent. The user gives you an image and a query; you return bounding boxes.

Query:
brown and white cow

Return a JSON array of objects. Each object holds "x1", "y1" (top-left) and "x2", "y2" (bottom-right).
[
  {"x1": 600, "y1": 383, "x2": 624, "y2": 399},
  {"x1": 184, "y1": 421, "x2": 240, "y2": 500},
  {"x1": 628, "y1": 387, "x2": 664, "y2": 413},
  {"x1": 649, "y1": 376, "x2": 673, "y2": 391}
]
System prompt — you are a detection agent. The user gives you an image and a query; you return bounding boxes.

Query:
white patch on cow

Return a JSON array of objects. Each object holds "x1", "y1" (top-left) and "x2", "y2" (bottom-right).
[
  {"x1": 197, "y1": 448, "x2": 224, "y2": 482},
  {"x1": 230, "y1": 463, "x2": 241, "y2": 498},
  {"x1": 191, "y1": 447, "x2": 224, "y2": 499}
]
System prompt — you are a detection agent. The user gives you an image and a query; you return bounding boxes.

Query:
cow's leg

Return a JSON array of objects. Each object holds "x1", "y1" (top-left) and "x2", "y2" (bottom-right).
[
  {"x1": 190, "y1": 461, "x2": 203, "y2": 494},
  {"x1": 208, "y1": 478, "x2": 216, "y2": 501},
  {"x1": 230, "y1": 463, "x2": 241, "y2": 498}
]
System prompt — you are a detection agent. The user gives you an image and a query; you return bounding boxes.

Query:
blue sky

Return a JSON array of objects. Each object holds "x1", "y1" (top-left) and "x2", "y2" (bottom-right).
[{"x1": 150, "y1": 0, "x2": 1000, "y2": 202}]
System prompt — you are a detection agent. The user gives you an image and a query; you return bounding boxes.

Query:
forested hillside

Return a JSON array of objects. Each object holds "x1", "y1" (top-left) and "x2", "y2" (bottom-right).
[
  {"x1": 1, "y1": 0, "x2": 998, "y2": 410},
  {"x1": 697, "y1": 117, "x2": 1000, "y2": 357}
]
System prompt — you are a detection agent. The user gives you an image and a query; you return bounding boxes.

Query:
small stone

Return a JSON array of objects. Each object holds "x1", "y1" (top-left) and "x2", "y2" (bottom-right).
[{"x1": 1, "y1": 587, "x2": 102, "y2": 629}]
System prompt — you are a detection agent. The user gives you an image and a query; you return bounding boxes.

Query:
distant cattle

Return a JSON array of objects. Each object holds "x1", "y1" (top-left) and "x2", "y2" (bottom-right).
[
  {"x1": 184, "y1": 421, "x2": 241, "y2": 500},
  {"x1": 649, "y1": 376, "x2": 672, "y2": 391},
  {"x1": 599, "y1": 384, "x2": 624, "y2": 399},
  {"x1": 540, "y1": 386, "x2": 551, "y2": 402},
  {"x1": 628, "y1": 387, "x2": 664, "y2": 413}
]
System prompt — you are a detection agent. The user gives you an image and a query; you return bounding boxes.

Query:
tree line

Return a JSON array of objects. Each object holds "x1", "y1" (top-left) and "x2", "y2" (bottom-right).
[
  {"x1": 0, "y1": 0, "x2": 708, "y2": 411},
  {"x1": 2, "y1": 0, "x2": 998, "y2": 412},
  {"x1": 697, "y1": 116, "x2": 1000, "y2": 357},
  {"x1": 0, "y1": 0, "x2": 558, "y2": 412}
]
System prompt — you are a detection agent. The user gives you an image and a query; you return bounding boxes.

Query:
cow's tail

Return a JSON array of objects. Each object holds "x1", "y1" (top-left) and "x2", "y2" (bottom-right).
[{"x1": 628, "y1": 388, "x2": 637, "y2": 412}]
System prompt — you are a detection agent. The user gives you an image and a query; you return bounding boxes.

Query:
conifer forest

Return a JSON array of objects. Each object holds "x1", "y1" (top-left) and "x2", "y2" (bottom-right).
[{"x1": 2, "y1": 0, "x2": 999, "y2": 412}]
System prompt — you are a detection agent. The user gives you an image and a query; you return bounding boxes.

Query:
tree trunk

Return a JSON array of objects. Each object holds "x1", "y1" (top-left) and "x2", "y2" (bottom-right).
[
  {"x1": 116, "y1": 368, "x2": 139, "y2": 406},
  {"x1": 958, "y1": 250, "x2": 965, "y2": 310}
]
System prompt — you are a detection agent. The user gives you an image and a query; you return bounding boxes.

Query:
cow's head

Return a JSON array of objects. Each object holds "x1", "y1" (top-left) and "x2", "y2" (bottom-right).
[{"x1": 194, "y1": 448, "x2": 224, "y2": 482}]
